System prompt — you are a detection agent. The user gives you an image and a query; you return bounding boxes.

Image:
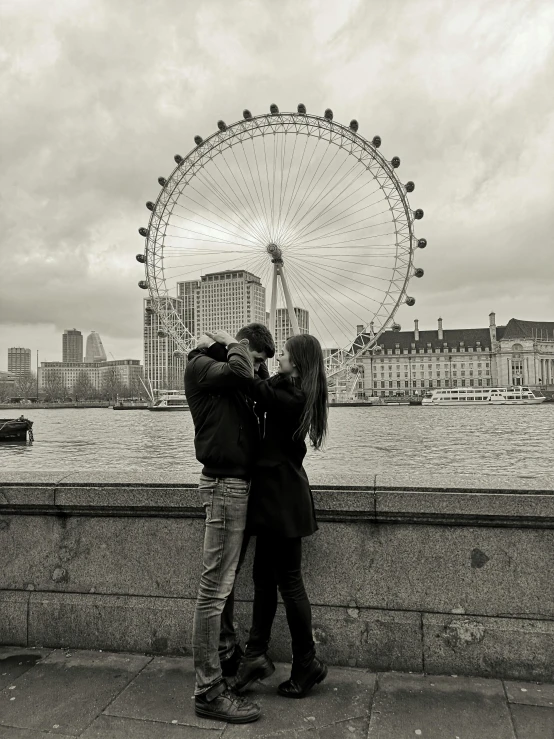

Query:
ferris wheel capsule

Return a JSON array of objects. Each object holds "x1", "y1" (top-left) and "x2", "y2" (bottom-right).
[
  {"x1": 414, "y1": 209, "x2": 424, "y2": 220},
  {"x1": 297, "y1": 103, "x2": 306, "y2": 114},
  {"x1": 174, "y1": 154, "x2": 183, "y2": 164},
  {"x1": 145, "y1": 306, "x2": 154, "y2": 315},
  {"x1": 158, "y1": 177, "x2": 167, "y2": 186},
  {"x1": 157, "y1": 330, "x2": 167, "y2": 338},
  {"x1": 194, "y1": 135, "x2": 203, "y2": 145},
  {"x1": 270, "y1": 103, "x2": 279, "y2": 114},
  {"x1": 138, "y1": 280, "x2": 149, "y2": 289},
  {"x1": 349, "y1": 120, "x2": 359, "y2": 132},
  {"x1": 136, "y1": 254, "x2": 146, "y2": 263},
  {"x1": 217, "y1": 121, "x2": 227, "y2": 131},
  {"x1": 372, "y1": 135, "x2": 381, "y2": 147},
  {"x1": 324, "y1": 108, "x2": 333, "y2": 120},
  {"x1": 146, "y1": 201, "x2": 155, "y2": 211},
  {"x1": 405, "y1": 181, "x2": 415, "y2": 192},
  {"x1": 417, "y1": 238, "x2": 427, "y2": 248},
  {"x1": 405, "y1": 296, "x2": 416, "y2": 306},
  {"x1": 391, "y1": 157, "x2": 400, "y2": 168},
  {"x1": 414, "y1": 268, "x2": 424, "y2": 278},
  {"x1": 243, "y1": 109, "x2": 252, "y2": 119},
  {"x1": 138, "y1": 227, "x2": 149, "y2": 237}
]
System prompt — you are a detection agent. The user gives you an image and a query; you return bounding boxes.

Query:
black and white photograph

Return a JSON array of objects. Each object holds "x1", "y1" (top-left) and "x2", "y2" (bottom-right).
[{"x1": 1, "y1": 0, "x2": 553, "y2": 737}]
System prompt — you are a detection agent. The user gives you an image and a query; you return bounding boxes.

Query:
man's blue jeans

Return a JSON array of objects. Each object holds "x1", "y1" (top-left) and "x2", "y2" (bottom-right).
[{"x1": 192, "y1": 474, "x2": 250, "y2": 695}]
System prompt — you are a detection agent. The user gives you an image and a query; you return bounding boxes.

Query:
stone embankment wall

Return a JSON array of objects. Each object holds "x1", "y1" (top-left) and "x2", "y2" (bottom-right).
[{"x1": 1, "y1": 471, "x2": 553, "y2": 681}]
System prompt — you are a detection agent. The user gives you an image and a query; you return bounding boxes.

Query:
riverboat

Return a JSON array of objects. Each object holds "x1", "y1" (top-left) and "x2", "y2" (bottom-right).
[
  {"x1": 422, "y1": 387, "x2": 546, "y2": 406},
  {"x1": 0, "y1": 417, "x2": 34, "y2": 441},
  {"x1": 147, "y1": 391, "x2": 189, "y2": 411}
]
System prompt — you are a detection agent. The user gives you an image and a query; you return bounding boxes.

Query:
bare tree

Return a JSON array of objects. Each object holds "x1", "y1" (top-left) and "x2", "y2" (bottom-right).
[
  {"x1": 73, "y1": 371, "x2": 96, "y2": 401},
  {"x1": 0, "y1": 379, "x2": 14, "y2": 403},
  {"x1": 42, "y1": 373, "x2": 67, "y2": 402},
  {"x1": 15, "y1": 372, "x2": 37, "y2": 400}
]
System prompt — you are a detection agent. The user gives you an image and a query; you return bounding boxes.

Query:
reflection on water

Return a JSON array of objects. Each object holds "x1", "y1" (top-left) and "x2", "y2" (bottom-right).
[{"x1": 1, "y1": 406, "x2": 553, "y2": 477}]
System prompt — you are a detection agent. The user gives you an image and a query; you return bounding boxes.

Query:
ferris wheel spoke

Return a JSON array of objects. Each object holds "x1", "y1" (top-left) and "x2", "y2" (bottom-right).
[
  {"x1": 291, "y1": 251, "x2": 401, "y2": 272},
  {"x1": 196, "y1": 166, "x2": 267, "y2": 245},
  {"x1": 278, "y1": 141, "x2": 342, "y2": 244},
  {"x1": 291, "y1": 211, "x2": 395, "y2": 248},
  {"x1": 289, "y1": 253, "x2": 397, "y2": 287},
  {"x1": 285, "y1": 267, "x2": 354, "y2": 350},
  {"x1": 228, "y1": 145, "x2": 272, "y2": 243},
  {"x1": 274, "y1": 133, "x2": 311, "y2": 241},
  {"x1": 286, "y1": 164, "x2": 382, "y2": 245},
  {"x1": 185, "y1": 182, "x2": 265, "y2": 245},
  {"x1": 168, "y1": 214, "x2": 260, "y2": 249},
  {"x1": 171, "y1": 201, "x2": 260, "y2": 248},
  {"x1": 209, "y1": 156, "x2": 269, "y2": 243},
  {"x1": 289, "y1": 229, "x2": 398, "y2": 251},
  {"x1": 164, "y1": 251, "x2": 265, "y2": 282},
  {"x1": 274, "y1": 131, "x2": 297, "y2": 242},
  {"x1": 289, "y1": 190, "x2": 389, "y2": 248},
  {"x1": 288, "y1": 254, "x2": 389, "y2": 306},
  {"x1": 273, "y1": 135, "x2": 320, "y2": 244},
  {"x1": 280, "y1": 155, "x2": 362, "y2": 245}
]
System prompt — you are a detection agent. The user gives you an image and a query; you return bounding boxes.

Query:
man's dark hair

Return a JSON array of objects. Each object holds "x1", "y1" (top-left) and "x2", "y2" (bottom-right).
[{"x1": 236, "y1": 323, "x2": 275, "y2": 358}]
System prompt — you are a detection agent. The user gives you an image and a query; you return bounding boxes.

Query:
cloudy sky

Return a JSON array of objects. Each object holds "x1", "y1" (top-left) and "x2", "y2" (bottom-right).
[{"x1": 1, "y1": 0, "x2": 553, "y2": 369}]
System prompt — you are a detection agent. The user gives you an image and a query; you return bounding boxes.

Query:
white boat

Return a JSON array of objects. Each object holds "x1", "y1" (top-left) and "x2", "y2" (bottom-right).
[
  {"x1": 422, "y1": 386, "x2": 546, "y2": 406},
  {"x1": 147, "y1": 390, "x2": 189, "y2": 411}
]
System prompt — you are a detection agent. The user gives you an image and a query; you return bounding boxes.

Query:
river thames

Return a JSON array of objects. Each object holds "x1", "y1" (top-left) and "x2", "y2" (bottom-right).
[{"x1": 1, "y1": 405, "x2": 553, "y2": 478}]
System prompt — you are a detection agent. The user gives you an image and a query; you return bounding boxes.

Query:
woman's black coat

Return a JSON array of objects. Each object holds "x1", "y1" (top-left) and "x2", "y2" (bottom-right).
[{"x1": 245, "y1": 373, "x2": 318, "y2": 539}]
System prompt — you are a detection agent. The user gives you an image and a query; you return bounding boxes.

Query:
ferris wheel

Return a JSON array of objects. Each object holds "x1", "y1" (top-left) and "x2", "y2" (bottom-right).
[{"x1": 136, "y1": 104, "x2": 426, "y2": 376}]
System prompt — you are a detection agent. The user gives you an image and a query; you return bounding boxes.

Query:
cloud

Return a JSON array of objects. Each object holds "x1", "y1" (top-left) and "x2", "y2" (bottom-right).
[{"x1": 1, "y1": 0, "x2": 553, "y2": 367}]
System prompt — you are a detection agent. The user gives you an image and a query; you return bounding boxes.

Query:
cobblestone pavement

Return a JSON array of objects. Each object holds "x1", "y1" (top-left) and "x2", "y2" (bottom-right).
[{"x1": 0, "y1": 647, "x2": 553, "y2": 738}]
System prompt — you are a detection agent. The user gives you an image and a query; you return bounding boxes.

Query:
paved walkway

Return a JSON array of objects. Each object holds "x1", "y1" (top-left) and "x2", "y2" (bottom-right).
[{"x1": 0, "y1": 647, "x2": 552, "y2": 738}]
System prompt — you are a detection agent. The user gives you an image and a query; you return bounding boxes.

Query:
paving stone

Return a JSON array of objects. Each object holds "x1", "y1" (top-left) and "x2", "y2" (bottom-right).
[
  {"x1": 104, "y1": 655, "x2": 227, "y2": 732},
  {"x1": 223, "y1": 662, "x2": 374, "y2": 738},
  {"x1": 81, "y1": 714, "x2": 224, "y2": 738},
  {"x1": 367, "y1": 672, "x2": 515, "y2": 739},
  {"x1": 0, "y1": 648, "x2": 151, "y2": 735},
  {"x1": 0, "y1": 648, "x2": 52, "y2": 690},
  {"x1": 509, "y1": 704, "x2": 554, "y2": 739},
  {"x1": 504, "y1": 678, "x2": 554, "y2": 708},
  {"x1": 0, "y1": 727, "x2": 74, "y2": 737},
  {"x1": 318, "y1": 716, "x2": 370, "y2": 738}
]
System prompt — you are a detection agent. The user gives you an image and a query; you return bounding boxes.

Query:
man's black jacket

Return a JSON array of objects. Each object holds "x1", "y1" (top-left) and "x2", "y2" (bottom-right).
[{"x1": 184, "y1": 342, "x2": 259, "y2": 479}]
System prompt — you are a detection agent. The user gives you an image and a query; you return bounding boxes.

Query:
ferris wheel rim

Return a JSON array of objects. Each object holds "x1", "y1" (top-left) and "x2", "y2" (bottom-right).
[{"x1": 141, "y1": 110, "x2": 422, "y2": 373}]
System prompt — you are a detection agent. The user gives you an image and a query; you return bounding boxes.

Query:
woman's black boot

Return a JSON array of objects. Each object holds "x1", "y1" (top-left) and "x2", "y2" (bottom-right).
[{"x1": 277, "y1": 656, "x2": 328, "y2": 699}]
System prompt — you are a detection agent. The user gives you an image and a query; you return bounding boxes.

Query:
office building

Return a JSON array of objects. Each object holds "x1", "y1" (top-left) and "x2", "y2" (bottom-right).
[
  {"x1": 85, "y1": 331, "x2": 107, "y2": 363},
  {"x1": 8, "y1": 348, "x2": 31, "y2": 377},
  {"x1": 273, "y1": 307, "x2": 310, "y2": 354},
  {"x1": 143, "y1": 296, "x2": 185, "y2": 392},
  {"x1": 63, "y1": 329, "x2": 83, "y2": 363},
  {"x1": 38, "y1": 359, "x2": 143, "y2": 396}
]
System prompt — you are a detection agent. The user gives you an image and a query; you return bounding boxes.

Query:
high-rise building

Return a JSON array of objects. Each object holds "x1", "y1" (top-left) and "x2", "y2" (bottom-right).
[
  {"x1": 143, "y1": 296, "x2": 185, "y2": 393},
  {"x1": 177, "y1": 280, "x2": 200, "y2": 340},
  {"x1": 273, "y1": 307, "x2": 310, "y2": 355},
  {"x1": 198, "y1": 270, "x2": 266, "y2": 338},
  {"x1": 63, "y1": 329, "x2": 83, "y2": 363},
  {"x1": 8, "y1": 348, "x2": 31, "y2": 377},
  {"x1": 85, "y1": 331, "x2": 107, "y2": 363}
]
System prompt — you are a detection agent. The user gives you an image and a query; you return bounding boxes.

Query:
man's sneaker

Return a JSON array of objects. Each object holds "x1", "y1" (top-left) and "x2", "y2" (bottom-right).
[
  {"x1": 231, "y1": 653, "x2": 275, "y2": 693},
  {"x1": 195, "y1": 680, "x2": 261, "y2": 723},
  {"x1": 221, "y1": 643, "x2": 244, "y2": 678}
]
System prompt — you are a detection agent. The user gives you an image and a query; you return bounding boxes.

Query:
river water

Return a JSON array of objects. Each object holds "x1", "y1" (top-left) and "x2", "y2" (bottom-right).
[{"x1": 1, "y1": 405, "x2": 553, "y2": 479}]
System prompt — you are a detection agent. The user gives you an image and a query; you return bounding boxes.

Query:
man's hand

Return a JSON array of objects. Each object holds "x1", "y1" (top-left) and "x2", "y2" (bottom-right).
[
  {"x1": 196, "y1": 334, "x2": 215, "y2": 349},
  {"x1": 206, "y1": 330, "x2": 240, "y2": 346}
]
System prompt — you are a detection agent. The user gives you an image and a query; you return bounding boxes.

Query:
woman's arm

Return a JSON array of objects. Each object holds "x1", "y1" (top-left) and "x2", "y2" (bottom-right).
[{"x1": 246, "y1": 375, "x2": 305, "y2": 414}]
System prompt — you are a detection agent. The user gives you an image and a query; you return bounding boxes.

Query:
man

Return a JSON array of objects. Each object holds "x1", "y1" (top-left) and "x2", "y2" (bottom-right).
[{"x1": 185, "y1": 322, "x2": 275, "y2": 724}]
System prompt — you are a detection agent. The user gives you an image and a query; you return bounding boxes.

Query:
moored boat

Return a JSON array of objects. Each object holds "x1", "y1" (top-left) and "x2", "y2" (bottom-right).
[
  {"x1": 0, "y1": 417, "x2": 34, "y2": 441},
  {"x1": 147, "y1": 391, "x2": 189, "y2": 411},
  {"x1": 422, "y1": 386, "x2": 546, "y2": 406}
]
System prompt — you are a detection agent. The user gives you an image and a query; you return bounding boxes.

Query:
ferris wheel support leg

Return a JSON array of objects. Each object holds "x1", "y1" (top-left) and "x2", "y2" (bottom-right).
[
  {"x1": 279, "y1": 264, "x2": 301, "y2": 335},
  {"x1": 269, "y1": 263, "x2": 279, "y2": 338}
]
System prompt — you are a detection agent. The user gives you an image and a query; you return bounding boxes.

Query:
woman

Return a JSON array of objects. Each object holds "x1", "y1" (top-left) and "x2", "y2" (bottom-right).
[{"x1": 234, "y1": 333, "x2": 329, "y2": 699}]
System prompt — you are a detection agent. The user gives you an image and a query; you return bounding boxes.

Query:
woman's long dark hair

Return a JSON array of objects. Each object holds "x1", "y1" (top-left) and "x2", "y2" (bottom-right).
[{"x1": 285, "y1": 334, "x2": 328, "y2": 450}]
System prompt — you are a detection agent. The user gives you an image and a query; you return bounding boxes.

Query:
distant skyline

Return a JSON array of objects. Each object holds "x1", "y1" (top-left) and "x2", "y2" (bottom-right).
[{"x1": 1, "y1": 0, "x2": 553, "y2": 370}]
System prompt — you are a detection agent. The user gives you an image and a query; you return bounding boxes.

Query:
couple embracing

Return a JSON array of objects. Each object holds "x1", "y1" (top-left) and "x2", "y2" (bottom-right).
[{"x1": 184, "y1": 322, "x2": 329, "y2": 724}]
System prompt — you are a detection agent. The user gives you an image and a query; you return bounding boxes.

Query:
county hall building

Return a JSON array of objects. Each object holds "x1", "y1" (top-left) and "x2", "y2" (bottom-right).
[{"x1": 342, "y1": 313, "x2": 554, "y2": 399}]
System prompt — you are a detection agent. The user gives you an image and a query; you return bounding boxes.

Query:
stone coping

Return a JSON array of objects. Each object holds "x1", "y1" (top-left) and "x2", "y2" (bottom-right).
[
  {"x1": 3, "y1": 469, "x2": 554, "y2": 492},
  {"x1": 1, "y1": 470, "x2": 553, "y2": 527}
]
